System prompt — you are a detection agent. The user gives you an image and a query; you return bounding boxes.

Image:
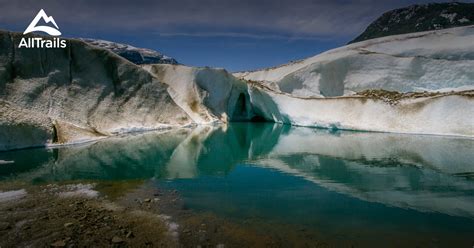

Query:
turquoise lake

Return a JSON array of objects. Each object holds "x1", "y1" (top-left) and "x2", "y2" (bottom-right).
[{"x1": 1, "y1": 123, "x2": 474, "y2": 246}]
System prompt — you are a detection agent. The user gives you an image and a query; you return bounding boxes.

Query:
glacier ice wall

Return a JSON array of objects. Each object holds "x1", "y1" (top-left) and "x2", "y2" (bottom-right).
[
  {"x1": 1, "y1": 28, "x2": 473, "y2": 151},
  {"x1": 143, "y1": 64, "x2": 261, "y2": 124},
  {"x1": 0, "y1": 31, "x2": 192, "y2": 150},
  {"x1": 236, "y1": 26, "x2": 474, "y2": 97},
  {"x1": 248, "y1": 85, "x2": 474, "y2": 137}
]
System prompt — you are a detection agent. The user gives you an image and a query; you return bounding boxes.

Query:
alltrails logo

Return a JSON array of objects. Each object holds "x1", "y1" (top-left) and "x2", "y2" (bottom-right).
[{"x1": 19, "y1": 9, "x2": 66, "y2": 48}]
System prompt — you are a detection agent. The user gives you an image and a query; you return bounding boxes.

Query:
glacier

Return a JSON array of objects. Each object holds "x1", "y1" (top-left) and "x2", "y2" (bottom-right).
[
  {"x1": 235, "y1": 25, "x2": 474, "y2": 97},
  {"x1": 248, "y1": 84, "x2": 473, "y2": 137},
  {"x1": 142, "y1": 64, "x2": 257, "y2": 124},
  {"x1": 0, "y1": 26, "x2": 473, "y2": 151},
  {"x1": 235, "y1": 26, "x2": 474, "y2": 137},
  {"x1": 0, "y1": 31, "x2": 192, "y2": 150}
]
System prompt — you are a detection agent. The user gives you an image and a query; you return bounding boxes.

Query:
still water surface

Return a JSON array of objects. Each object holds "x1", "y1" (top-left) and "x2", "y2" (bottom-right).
[{"x1": 1, "y1": 123, "x2": 474, "y2": 246}]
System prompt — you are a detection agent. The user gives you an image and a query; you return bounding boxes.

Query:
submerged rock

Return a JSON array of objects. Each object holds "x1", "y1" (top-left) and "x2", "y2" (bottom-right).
[
  {"x1": 111, "y1": 236, "x2": 124, "y2": 244},
  {"x1": 50, "y1": 240, "x2": 66, "y2": 247},
  {"x1": 0, "y1": 222, "x2": 11, "y2": 231}
]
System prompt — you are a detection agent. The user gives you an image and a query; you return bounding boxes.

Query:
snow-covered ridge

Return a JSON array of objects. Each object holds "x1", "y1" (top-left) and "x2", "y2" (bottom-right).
[
  {"x1": 81, "y1": 38, "x2": 178, "y2": 65},
  {"x1": 235, "y1": 25, "x2": 474, "y2": 97}
]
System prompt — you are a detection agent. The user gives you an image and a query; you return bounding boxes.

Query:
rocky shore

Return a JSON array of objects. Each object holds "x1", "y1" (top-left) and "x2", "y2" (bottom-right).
[{"x1": 0, "y1": 181, "x2": 333, "y2": 247}]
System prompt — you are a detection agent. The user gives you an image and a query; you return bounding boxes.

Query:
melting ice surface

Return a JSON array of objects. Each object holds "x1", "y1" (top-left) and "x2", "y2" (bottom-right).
[{"x1": 1, "y1": 123, "x2": 474, "y2": 245}]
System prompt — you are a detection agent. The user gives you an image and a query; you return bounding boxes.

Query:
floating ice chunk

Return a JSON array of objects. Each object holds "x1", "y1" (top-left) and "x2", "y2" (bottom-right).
[
  {"x1": 157, "y1": 214, "x2": 179, "y2": 238},
  {"x1": 56, "y1": 184, "x2": 99, "y2": 198},
  {"x1": 0, "y1": 189, "x2": 27, "y2": 203}
]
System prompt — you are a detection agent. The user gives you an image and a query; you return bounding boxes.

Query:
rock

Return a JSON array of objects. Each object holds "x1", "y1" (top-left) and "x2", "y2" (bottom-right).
[
  {"x1": 349, "y1": 2, "x2": 474, "y2": 44},
  {"x1": 126, "y1": 231, "x2": 134, "y2": 238},
  {"x1": 216, "y1": 244, "x2": 225, "y2": 248},
  {"x1": 111, "y1": 236, "x2": 124, "y2": 243},
  {"x1": 50, "y1": 240, "x2": 66, "y2": 247},
  {"x1": 64, "y1": 222, "x2": 74, "y2": 228},
  {"x1": 144, "y1": 198, "x2": 151, "y2": 203},
  {"x1": 0, "y1": 221, "x2": 11, "y2": 230}
]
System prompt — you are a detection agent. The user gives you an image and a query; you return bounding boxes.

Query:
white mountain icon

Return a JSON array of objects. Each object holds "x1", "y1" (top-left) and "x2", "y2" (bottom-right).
[{"x1": 23, "y1": 9, "x2": 61, "y2": 36}]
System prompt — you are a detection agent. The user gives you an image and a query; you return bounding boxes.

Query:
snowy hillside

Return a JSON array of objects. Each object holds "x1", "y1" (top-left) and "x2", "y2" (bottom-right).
[
  {"x1": 235, "y1": 25, "x2": 474, "y2": 97},
  {"x1": 81, "y1": 38, "x2": 178, "y2": 65}
]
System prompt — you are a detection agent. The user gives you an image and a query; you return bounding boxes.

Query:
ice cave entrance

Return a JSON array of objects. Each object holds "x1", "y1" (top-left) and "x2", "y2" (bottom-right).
[{"x1": 231, "y1": 93, "x2": 266, "y2": 122}]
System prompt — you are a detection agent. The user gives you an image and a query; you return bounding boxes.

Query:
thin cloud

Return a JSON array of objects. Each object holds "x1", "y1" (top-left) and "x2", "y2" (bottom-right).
[
  {"x1": 1, "y1": 0, "x2": 472, "y2": 38},
  {"x1": 157, "y1": 32, "x2": 331, "y2": 41}
]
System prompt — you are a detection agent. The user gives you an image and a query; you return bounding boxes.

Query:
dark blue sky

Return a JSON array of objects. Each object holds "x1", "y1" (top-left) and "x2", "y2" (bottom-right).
[{"x1": 1, "y1": 0, "x2": 472, "y2": 71}]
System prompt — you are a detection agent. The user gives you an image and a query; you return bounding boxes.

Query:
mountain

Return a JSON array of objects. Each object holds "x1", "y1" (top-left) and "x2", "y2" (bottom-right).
[
  {"x1": 80, "y1": 38, "x2": 179, "y2": 65},
  {"x1": 349, "y1": 2, "x2": 474, "y2": 44}
]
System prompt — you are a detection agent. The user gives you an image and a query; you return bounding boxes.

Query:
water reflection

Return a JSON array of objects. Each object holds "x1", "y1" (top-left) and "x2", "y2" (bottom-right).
[{"x1": 1, "y1": 123, "x2": 474, "y2": 218}]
